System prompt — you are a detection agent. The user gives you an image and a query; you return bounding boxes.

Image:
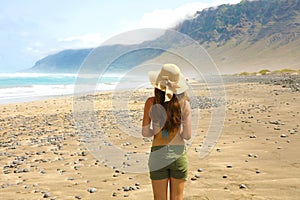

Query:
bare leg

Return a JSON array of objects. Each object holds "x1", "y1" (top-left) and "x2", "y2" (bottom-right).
[
  {"x1": 170, "y1": 177, "x2": 185, "y2": 200},
  {"x1": 151, "y1": 178, "x2": 169, "y2": 200}
]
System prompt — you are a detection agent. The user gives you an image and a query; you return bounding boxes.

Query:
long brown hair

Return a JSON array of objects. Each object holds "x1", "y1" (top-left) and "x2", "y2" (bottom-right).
[{"x1": 150, "y1": 88, "x2": 189, "y2": 133}]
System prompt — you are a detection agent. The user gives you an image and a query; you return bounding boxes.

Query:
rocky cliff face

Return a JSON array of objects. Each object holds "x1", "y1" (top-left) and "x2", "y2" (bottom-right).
[
  {"x1": 175, "y1": 0, "x2": 300, "y2": 73},
  {"x1": 177, "y1": 0, "x2": 299, "y2": 45}
]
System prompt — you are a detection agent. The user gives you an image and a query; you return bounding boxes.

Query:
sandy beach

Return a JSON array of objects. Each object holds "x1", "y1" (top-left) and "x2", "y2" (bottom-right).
[{"x1": 0, "y1": 76, "x2": 299, "y2": 200}]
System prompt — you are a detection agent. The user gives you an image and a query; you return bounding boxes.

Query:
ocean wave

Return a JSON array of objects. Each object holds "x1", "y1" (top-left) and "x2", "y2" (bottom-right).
[
  {"x1": 0, "y1": 73, "x2": 78, "y2": 78},
  {"x1": 0, "y1": 72, "x2": 148, "y2": 104},
  {"x1": 0, "y1": 83, "x2": 119, "y2": 104}
]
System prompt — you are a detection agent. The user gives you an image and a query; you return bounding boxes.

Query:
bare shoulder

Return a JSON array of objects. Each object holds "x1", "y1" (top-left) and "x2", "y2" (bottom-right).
[
  {"x1": 144, "y1": 97, "x2": 155, "y2": 111},
  {"x1": 145, "y1": 97, "x2": 155, "y2": 105},
  {"x1": 185, "y1": 100, "x2": 191, "y2": 109},
  {"x1": 183, "y1": 100, "x2": 191, "y2": 115}
]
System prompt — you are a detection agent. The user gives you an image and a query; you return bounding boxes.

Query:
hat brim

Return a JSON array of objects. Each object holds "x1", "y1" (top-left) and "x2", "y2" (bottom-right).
[{"x1": 148, "y1": 70, "x2": 188, "y2": 94}]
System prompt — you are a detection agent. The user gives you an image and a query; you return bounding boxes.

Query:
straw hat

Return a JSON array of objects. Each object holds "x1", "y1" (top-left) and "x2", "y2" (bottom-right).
[{"x1": 148, "y1": 64, "x2": 188, "y2": 102}]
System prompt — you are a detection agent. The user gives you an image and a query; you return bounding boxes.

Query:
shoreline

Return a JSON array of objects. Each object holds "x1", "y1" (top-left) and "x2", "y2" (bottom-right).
[{"x1": 1, "y1": 74, "x2": 299, "y2": 106}]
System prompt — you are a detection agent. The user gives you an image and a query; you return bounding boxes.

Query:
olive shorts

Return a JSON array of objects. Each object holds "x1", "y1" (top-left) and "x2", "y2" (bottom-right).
[{"x1": 148, "y1": 145, "x2": 188, "y2": 180}]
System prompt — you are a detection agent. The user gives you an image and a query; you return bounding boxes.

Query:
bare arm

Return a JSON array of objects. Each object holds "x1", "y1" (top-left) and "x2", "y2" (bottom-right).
[
  {"x1": 181, "y1": 101, "x2": 192, "y2": 140},
  {"x1": 142, "y1": 97, "x2": 154, "y2": 137}
]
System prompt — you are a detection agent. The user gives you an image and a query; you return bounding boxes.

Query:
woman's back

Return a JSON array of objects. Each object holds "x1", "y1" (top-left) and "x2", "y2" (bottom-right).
[{"x1": 146, "y1": 96, "x2": 191, "y2": 147}]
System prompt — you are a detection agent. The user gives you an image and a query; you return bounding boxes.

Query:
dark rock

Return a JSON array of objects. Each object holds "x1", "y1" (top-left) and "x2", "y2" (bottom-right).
[
  {"x1": 194, "y1": 174, "x2": 201, "y2": 179},
  {"x1": 43, "y1": 192, "x2": 51, "y2": 198},
  {"x1": 226, "y1": 164, "x2": 233, "y2": 168},
  {"x1": 23, "y1": 168, "x2": 30, "y2": 173},
  {"x1": 280, "y1": 134, "x2": 287, "y2": 138},
  {"x1": 87, "y1": 188, "x2": 97, "y2": 193}
]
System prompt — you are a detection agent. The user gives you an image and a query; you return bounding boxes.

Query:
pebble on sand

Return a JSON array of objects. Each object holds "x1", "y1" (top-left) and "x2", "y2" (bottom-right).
[
  {"x1": 226, "y1": 164, "x2": 233, "y2": 168},
  {"x1": 43, "y1": 192, "x2": 51, "y2": 198},
  {"x1": 239, "y1": 184, "x2": 247, "y2": 189},
  {"x1": 280, "y1": 134, "x2": 287, "y2": 138},
  {"x1": 87, "y1": 188, "x2": 97, "y2": 193}
]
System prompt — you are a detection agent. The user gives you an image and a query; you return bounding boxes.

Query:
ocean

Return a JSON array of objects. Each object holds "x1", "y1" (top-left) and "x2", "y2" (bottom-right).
[{"x1": 0, "y1": 73, "x2": 126, "y2": 104}]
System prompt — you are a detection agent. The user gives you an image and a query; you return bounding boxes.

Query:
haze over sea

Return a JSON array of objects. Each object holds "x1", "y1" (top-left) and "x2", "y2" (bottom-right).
[{"x1": 0, "y1": 73, "x2": 133, "y2": 104}]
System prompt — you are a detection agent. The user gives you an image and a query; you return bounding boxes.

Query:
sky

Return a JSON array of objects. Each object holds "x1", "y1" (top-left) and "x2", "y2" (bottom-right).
[{"x1": 0, "y1": 0, "x2": 241, "y2": 73}]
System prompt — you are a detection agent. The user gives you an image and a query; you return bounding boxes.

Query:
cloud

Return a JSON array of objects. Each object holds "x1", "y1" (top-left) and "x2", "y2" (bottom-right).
[
  {"x1": 58, "y1": 33, "x2": 103, "y2": 48},
  {"x1": 23, "y1": 41, "x2": 46, "y2": 57},
  {"x1": 134, "y1": 3, "x2": 206, "y2": 29},
  {"x1": 133, "y1": 0, "x2": 241, "y2": 29}
]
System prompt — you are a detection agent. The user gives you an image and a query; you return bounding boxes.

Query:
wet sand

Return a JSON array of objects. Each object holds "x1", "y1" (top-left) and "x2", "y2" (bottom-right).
[{"x1": 0, "y1": 77, "x2": 299, "y2": 199}]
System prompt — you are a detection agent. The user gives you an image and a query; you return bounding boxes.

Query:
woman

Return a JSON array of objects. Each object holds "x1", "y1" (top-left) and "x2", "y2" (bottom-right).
[{"x1": 142, "y1": 64, "x2": 192, "y2": 200}]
